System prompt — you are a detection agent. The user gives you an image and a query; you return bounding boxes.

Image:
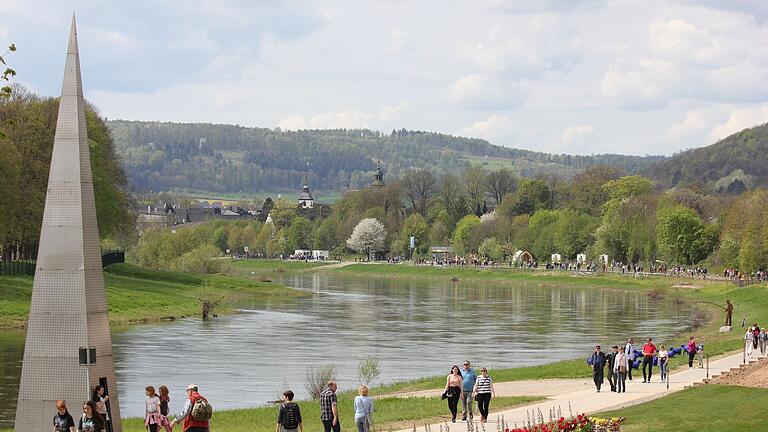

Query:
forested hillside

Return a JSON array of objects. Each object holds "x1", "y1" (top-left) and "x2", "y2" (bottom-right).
[
  {"x1": 647, "y1": 123, "x2": 768, "y2": 192},
  {"x1": 108, "y1": 120, "x2": 665, "y2": 195}
]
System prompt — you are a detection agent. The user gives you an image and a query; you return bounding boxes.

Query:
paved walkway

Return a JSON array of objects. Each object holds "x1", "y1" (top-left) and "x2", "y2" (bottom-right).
[{"x1": 394, "y1": 351, "x2": 752, "y2": 432}]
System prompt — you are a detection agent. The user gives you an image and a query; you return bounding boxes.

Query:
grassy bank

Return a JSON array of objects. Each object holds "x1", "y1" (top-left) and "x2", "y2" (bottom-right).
[
  {"x1": 0, "y1": 263, "x2": 306, "y2": 329},
  {"x1": 120, "y1": 395, "x2": 540, "y2": 432},
  {"x1": 229, "y1": 258, "x2": 331, "y2": 274},
  {"x1": 600, "y1": 384, "x2": 768, "y2": 431}
]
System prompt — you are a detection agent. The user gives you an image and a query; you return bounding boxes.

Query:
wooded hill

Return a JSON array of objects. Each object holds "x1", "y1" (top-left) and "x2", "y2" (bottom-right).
[
  {"x1": 107, "y1": 120, "x2": 665, "y2": 195},
  {"x1": 646, "y1": 123, "x2": 768, "y2": 192}
]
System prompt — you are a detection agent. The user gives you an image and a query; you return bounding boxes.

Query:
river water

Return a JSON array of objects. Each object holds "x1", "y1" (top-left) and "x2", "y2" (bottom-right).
[{"x1": 0, "y1": 272, "x2": 693, "y2": 425}]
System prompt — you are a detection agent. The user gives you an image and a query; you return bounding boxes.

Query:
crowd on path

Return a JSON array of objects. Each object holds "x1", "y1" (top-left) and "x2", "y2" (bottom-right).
[{"x1": 586, "y1": 335, "x2": 708, "y2": 394}]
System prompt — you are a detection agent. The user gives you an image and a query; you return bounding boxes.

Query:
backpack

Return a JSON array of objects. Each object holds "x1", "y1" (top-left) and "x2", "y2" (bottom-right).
[
  {"x1": 282, "y1": 403, "x2": 299, "y2": 429},
  {"x1": 190, "y1": 396, "x2": 213, "y2": 421}
]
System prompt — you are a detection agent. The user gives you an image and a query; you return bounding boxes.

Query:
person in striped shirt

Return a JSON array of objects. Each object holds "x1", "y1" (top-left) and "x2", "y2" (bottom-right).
[{"x1": 472, "y1": 367, "x2": 496, "y2": 423}]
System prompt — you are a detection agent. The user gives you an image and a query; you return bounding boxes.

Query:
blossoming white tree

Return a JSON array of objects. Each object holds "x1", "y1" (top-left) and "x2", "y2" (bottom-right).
[{"x1": 347, "y1": 218, "x2": 387, "y2": 259}]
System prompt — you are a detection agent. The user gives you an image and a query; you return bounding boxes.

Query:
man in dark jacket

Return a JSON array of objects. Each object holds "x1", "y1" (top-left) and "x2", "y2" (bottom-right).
[
  {"x1": 590, "y1": 345, "x2": 607, "y2": 392},
  {"x1": 606, "y1": 346, "x2": 618, "y2": 392}
]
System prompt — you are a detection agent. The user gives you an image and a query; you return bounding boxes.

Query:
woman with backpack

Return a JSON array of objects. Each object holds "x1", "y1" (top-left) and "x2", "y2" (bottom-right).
[
  {"x1": 78, "y1": 401, "x2": 106, "y2": 432},
  {"x1": 276, "y1": 390, "x2": 303, "y2": 432},
  {"x1": 354, "y1": 385, "x2": 374, "y2": 432}
]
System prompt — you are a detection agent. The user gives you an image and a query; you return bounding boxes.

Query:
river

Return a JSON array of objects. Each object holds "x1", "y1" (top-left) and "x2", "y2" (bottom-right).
[{"x1": 0, "y1": 271, "x2": 693, "y2": 425}]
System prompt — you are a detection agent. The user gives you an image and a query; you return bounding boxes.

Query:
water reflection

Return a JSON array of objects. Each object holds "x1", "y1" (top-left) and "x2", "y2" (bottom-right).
[{"x1": 0, "y1": 273, "x2": 692, "y2": 425}]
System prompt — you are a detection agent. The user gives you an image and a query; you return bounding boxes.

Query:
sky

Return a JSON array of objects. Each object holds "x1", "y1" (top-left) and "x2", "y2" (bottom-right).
[{"x1": 4, "y1": 0, "x2": 768, "y2": 156}]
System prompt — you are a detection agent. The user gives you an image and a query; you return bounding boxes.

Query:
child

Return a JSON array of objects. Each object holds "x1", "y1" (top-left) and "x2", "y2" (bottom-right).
[{"x1": 158, "y1": 386, "x2": 170, "y2": 417}]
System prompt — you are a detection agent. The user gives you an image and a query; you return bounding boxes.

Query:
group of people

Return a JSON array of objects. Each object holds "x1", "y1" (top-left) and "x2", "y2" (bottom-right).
[
  {"x1": 588, "y1": 336, "x2": 703, "y2": 393},
  {"x1": 744, "y1": 323, "x2": 768, "y2": 357},
  {"x1": 53, "y1": 384, "x2": 210, "y2": 432},
  {"x1": 275, "y1": 381, "x2": 373, "y2": 432},
  {"x1": 442, "y1": 360, "x2": 496, "y2": 423}
]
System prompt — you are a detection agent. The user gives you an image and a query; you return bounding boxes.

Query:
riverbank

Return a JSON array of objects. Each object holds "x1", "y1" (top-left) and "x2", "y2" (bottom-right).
[{"x1": 0, "y1": 263, "x2": 306, "y2": 329}]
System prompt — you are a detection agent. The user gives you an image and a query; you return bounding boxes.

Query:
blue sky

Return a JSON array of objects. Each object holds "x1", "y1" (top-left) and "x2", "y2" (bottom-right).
[{"x1": 4, "y1": 0, "x2": 768, "y2": 155}]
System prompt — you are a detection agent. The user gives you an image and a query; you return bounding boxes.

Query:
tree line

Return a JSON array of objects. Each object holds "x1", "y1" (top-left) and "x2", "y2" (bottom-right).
[
  {"x1": 134, "y1": 164, "x2": 768, "y2": 276},
  {"x1": 0, "y1": 86, "x2": 133, "y2": 259}
]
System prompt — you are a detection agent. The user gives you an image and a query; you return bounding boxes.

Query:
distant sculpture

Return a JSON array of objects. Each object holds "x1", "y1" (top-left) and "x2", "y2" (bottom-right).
[{"x1": 726, "y1": 299, "x2": 733, "y2": 327}]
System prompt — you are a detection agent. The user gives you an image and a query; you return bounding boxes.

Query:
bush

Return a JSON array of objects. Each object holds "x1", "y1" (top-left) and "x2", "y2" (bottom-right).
[
  {"x1": 170, "y1": 245, "x2": 226, "y2": 274},
  {"x1": 305, "y1": 364, "x2": 337, "y2": 399},
  {"x1": 358, "y1": 356, "x2": 381, "y2": 386}
]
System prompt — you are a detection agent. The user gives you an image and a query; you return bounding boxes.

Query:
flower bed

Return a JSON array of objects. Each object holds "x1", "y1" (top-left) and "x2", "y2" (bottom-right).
[{"x1": 503, "y1": 414, "x2": 625, "y2": 432}]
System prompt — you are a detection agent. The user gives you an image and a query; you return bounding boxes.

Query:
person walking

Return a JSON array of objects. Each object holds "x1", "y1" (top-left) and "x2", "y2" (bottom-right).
[
  {"x1": 78, "y1": 401, "x2": 106, "y2": 432},
  {"x1": 687, "y1": 337, "x2": 697, "y2": 368},
  {"x1": 624, "y1": 338, "x2": 635, "y2": 381},
  {"x1": 761, "y1": 328, "x2": 768, "y2": 355},
  {"x1": 159, "y1": 386, "x2": 171, "y2": 417},
  {"x1": 606, "y1": 346, "x2": 618, "y2": 392},
  {"x1": 276, "y1": 390, "x2": 303, "y2": 432},
  {"x1": 613, "y1": 349, "x2": 628, "y2": 393},
  {"x1": 752, "y1": 323, "x2": 760, "y2": 350},
  {"x1": 657, "y1": 345, "x2": 669, "y2": 382},
  {"x1": 170, "y1": 384, "x2": 211, "y2": 432},
  {"x1": 459, "y1": 360, "x2": 477, "y2": 421},
  {"x1": 91, "y1": 386, "x2": 111, "y2": 432},
  {"x1": 589, "y1": 345, "x2": 607, "y2": 392},
  {"x1": 353, "y1": 385, "x2": 374, "y2": 432},
  {"x1": 54, "y1": 400, "x2": 76, "y2": 432},
  {"x1": 320, "y1": 381, "x2": 340, "y2": 432},
  {"x1": 473, "y1": 367, "x2": 495, "y2": 423},
  {"x1": 145, "y1": 386, "x2": 169, "y2": 432},
  {"x1": 745, "y1": 329, "x2": 755, "y2": 358},
  {"x1": 443, "y1": 365, "x2": 463, "y2": 422},
  {"x1": 641, "y1": 338, "x2": 657, "y2": 383}
]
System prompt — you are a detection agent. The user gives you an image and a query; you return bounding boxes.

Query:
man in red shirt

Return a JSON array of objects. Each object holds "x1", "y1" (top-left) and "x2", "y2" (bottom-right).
[{"x1": 641, "y1": 338, "x2": 657, "y2": 383}]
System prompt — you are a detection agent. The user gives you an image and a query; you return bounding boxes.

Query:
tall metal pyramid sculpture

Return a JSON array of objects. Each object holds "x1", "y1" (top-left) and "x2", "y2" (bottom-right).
[{"x1": 15, "y1": 15, "x2": 122, "y2": 432}]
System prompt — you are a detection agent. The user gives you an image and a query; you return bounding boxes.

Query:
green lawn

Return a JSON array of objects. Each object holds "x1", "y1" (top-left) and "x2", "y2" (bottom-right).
[
  {"x1": 229, "y1": 259, "x2": 331, "y2": 274},
  {"x1": 600, "y1": 385, "x2": 768, "y2": 432},
  {"x1": 120, "y1": 395, "x2": 540, "y2": 432},
  {"x1": 0, "y1": 263, "x2": 306, "y2": 329}
]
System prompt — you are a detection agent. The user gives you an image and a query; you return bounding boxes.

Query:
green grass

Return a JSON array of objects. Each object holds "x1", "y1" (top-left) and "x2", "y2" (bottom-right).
[
  {"x1": 0, "y1": 263, "x2": 306, "y2": 329},
  {"x1": 229, "y1": 259, "x2": 331, "y2": 274},
  {"x1": 118, "y1": 395, "x2": 540, "y2": 432},
  {"x1": 600, "y1": 385, "x2": 768, "y2": 431}
]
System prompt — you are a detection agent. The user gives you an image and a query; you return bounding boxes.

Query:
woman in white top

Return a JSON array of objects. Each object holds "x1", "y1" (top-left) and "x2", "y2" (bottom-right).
[
  {"x1": 745, "y1": 329, "x2": 755, "y2": 357},
  {"x1": 353, "y1": 385, "x2": 374, "y2": 432},
  {"x1": 613, "y1": 350, "x2": 628, "y2": 393},
  {"x1": 472, "y1": 367, "x2": 495, "y2": 423},
  {"x1": 657, "y1": 345, "x2": 669, "y2": 382},
  {"x1": 144, "y1": 386, "x2": 161, "y2": 432}
]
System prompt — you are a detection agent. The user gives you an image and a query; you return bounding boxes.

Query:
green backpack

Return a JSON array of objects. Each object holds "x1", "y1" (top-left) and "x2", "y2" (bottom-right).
[{"x1": 190, "y1": 397, "x2": 213, "y2": 421}]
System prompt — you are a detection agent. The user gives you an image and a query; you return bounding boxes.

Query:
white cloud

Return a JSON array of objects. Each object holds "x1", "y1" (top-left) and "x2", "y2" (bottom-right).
[
  {"x1": 707, "y1": 105, "x2": 768, "y2": 143},
  {"x1": 461, "y1": 114, "x2": 513, "y2": 138},
  {"x1": 385, "y1": 28, "x2": 411, "y2": 52},
  {"x1": 169, "y1": 29, "x2": 218, "y2": 51},
  {"x1": 562, "y1": 124, "x2": 596, "y2": 146},
  {"x1": 379, "y1": 102, "x2": 409, "y2": 123},
  {"x1": 445, "y1": 74, "x2": 527, "y2": 109},
  {"x1": 278, "y1": 109, "x2": 374, "y2": 130}
]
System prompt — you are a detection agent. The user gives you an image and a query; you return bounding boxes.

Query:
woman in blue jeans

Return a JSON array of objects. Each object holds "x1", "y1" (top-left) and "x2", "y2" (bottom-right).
[{"x1": 353, "y1": 385, "x2": 374, "y2": 432}]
